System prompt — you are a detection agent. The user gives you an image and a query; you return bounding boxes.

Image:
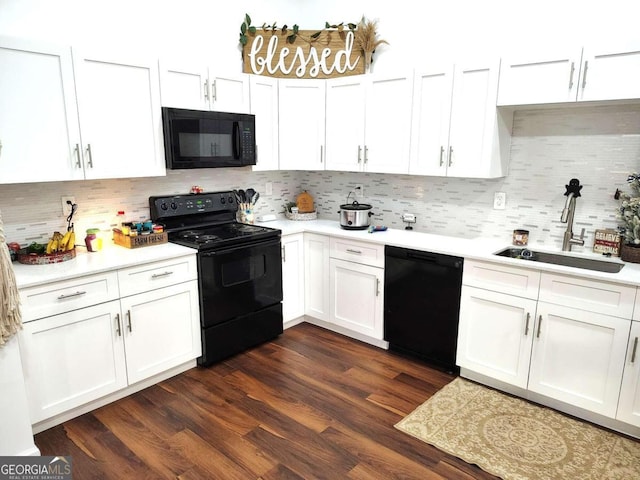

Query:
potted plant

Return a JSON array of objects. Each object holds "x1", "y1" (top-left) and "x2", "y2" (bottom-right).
[{"x1": 617, "y1": 173, "x2": 640, "y2": 262}]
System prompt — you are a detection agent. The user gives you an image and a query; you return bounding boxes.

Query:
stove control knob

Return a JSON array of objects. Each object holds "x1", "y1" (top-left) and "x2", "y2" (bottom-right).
[
  {"x1": 160, "y1": 202, "x2": 168, "y2": 211},
  {"x1": 170, "y1": 202, "x2": 178, "y2": 210},
  {"x1": 228, "y1": 196, "x2": 234, "y2": 204},
  {"x1": 220, "y1": 197, "x2": 226, "y2": 204}
]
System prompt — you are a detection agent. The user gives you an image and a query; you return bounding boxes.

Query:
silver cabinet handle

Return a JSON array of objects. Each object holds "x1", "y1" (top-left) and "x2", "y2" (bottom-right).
[
  {"x1": 204, "y1": 80, "x2": 209, "y2": 101},
  {"x1": 0, "y1": 139, "x2": 2, "y2": 158},
  {"x1": 126, "y1": 310, "x2": 132, "y2": 332},
  {"x1": 582, "y1": 60, "x2": 589, "y2": 89},
  {"x1": 115, "y1": 313, "x2": 122, "y2": 337},
  {"x1": 536, "y1": 315, "x2": 543, "y2": 338},
  {"x1": 631, "y1": 337, "x2": 639, "y2": 364},
  {"x1": 524, "y1": 312, "x2": 530, "y2": 336},
  {"x1": 364, "y1": 145, "x2": 369, "y2": 164},
  {"x1": 358, "y1": 145, "x2": 362, "y2": 163},
  {"x1": 568, "y1": 61, "x2": 575, "y2": 90},
  {"x1": 439, "y1": 146, "x2": 444, "y2": 166},
  {"x1": 448, "y1": 146, "x2": 453, "y2": 167},
  {"x1": 151, "y1": 271, "x2": 174, "y2": 279},
  {"x1": 212, "y1": 79, "x2": 217, "y2": 102},
  {"x1": 281, "y1": 245, "x2": 286, "y2": 263},
  {"x1": 346, "y1": 249, "x2": 362, "y2": 254},
  {"x1": 376, "y1": 278, "x2": 380, "y2": 296},
  {"x1": 86, "y1": 143, "x2": 93, "y2": 168},
  {"x1": 57, "y1": 290, "x2": 87, "y2": 300},
  {"x1": 320, "y1": 145, "x2": 323, "y2": 163},
  {"x1": 74, "y1": 144, "x2": 82, "y2": 168}
]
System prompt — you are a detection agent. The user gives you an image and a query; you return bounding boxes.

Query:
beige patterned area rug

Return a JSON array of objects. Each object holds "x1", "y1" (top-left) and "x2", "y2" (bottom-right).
[{"x1": 395, "y1": 377, "x2": 640, "y2": 480}]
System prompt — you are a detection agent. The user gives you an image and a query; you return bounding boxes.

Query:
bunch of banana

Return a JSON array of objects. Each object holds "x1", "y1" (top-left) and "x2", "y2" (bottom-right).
[{"x1": 45, "y1": 230, "x2": 75, "y2": 254}]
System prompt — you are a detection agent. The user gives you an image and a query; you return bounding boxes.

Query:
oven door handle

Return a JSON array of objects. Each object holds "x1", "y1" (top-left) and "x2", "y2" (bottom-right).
[
  {"x1": 232, "y1": 121, "x2": 241, "y2": 160},
  {"x1": 199, "y1": 237, "x2": 282, "y2": 257}
]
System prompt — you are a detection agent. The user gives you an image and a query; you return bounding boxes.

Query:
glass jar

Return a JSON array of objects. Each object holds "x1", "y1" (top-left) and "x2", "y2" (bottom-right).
[{"x1": 84, "y1": 228, "x2": 103, "y2": 252}]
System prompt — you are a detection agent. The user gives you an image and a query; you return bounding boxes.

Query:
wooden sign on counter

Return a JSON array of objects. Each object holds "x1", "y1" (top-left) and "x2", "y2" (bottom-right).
[{"x1": 243, "y1": 29, "x2": 364, "y2": 79}]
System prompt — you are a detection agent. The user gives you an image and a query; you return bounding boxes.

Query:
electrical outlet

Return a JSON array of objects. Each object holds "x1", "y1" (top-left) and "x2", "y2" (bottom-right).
[
  {"x1": 265, "y1": 181, "x2": 273, "y2": 196},
  {"x1": 61, "y1": 196, "x2": 76, "y2": 216},
  {"x1": 354, "y1": 184, "x2": 364, "y2": 197},
  {"x1": 493, "y1": 192, "x2": 506, "y2": 210}
]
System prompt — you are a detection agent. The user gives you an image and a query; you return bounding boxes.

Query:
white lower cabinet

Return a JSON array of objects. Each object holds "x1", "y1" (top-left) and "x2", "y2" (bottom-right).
[
  {"x1": 617, "y1": 322, "x2": 640, "y2": 427},
  {"x1": 458, "y1": 259, "x2": 638, "y2": 431},
  {"x1": 457, "y1": 286, "x2": 537, "y2": 389},
  {"x1": 19, "y1": 255, "x2": 200, "y2": 427},
  {"x1": 529, "y1": 302, "x2": 629, "y2": 417},
  {"x1": 304, "y1": 233, "x2": 330, "y2": 321},
  {"x1": 329, "y1": 258, "x2": 384, "y2": 340},
  {"x1": 281, "y1": 233, "x2": 305, "y2": 323},
  {"x1": 20, "y1": 300, "x2": 128, "y2": 423},
  {"x1": 119, "y1": 281, "x2": 200, "y2": 385}
]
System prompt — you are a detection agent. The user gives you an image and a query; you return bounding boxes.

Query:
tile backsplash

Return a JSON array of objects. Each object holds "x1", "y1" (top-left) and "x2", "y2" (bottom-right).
[{"x1": 1, "y1": 104, "x2": 639, "y2": 252}]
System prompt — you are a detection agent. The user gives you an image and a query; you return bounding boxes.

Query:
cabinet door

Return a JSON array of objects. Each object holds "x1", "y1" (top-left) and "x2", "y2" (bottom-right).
[
  {"x1": 409, "y1": 64, "x2": 454, "y2": 176},
  {"x1": 497, "y1": 48, "x2": 582, "y2": 105},
  {"x1": 250, "y1": 75, "x2": 279, "y2": 171},
  {"x1": 120, "y1": 281, "x2": 200, "y2": 385},
  {"x1": 456, "y1": 286, "x2": 537, "y2": 388},
  {"x1": 73, "y1": 47, "x2": 165, "y2": 179},
  {"x1": 158, "y1": 59, "x2": 209, "y2": 110},
  {"x1": 364, "y1": 73, "x2": 412, "y2": 174},
  {"x1": 279, "y1": 79, "x2": 326, "y2": 170},
  {"x1": 617, "y1": 322, "x2": 640, "y2": 427},
  {"x1": 578, "y1": 44, "x2": 640, "y2": 102},
  {"x1": 19, "y1": 301, "x2": 127, "y2": 423},
  {"x1": 210, "y1": 73, "x2": 250, "y2": 113},
  {"x1": 329, "y1": 258, "x2": 384, "y2": 340},
  {"x1": 325, "y1": 77, "x2": 365, "y2": 172},
  {"x1": 528, "y1": 302, "x2": 629, "y2": 417},
  {"x1": 304, "y1": 233, "x2": 330, "y2": 321},
  {"x1": 0, "y1": 37, "x2": 83, "y2": 183},
  {"x1": 282, "y1": 234, "x2": 305, "y2": 323},
  {"x1": 447, "y1": 59, "x2": 502, "y2": 178}
]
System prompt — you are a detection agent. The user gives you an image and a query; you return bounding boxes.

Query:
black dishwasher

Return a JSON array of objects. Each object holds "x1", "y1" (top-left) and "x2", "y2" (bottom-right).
[{"x1": 384, "y1": 245, "x2": 463, "y2": 373}]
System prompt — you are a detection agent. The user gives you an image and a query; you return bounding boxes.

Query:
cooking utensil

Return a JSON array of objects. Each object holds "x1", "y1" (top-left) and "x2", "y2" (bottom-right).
[
  {"x1": 338, "y1": 201, "x2": 374, "y2": 230},
  {"x1": 251, "y1": 191, "x2": 260, "y2": 205},
  {"x1": 246, "y1": 188, "x2": 255, "y2": 202}
]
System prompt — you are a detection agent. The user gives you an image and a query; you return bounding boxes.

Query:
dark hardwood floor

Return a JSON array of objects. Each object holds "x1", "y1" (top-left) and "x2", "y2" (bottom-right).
[{"x1": 35, "y1": 323, "x2": 499, "y2": 479}]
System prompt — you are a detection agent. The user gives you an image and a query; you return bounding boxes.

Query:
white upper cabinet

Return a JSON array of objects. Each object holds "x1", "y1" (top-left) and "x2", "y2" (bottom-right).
[
  {"x1": 73, "y1": 47, "x2": 165, "y2": 179},
  {"x1": 249, "y1": 75, "x2": 279, "y2": 171},
  {"x1": 409, "y1": 64, "x2": 454, "y2": 176},
  {"x1": 0, "y1": 37, "x2": 83, "y2": 183},
  {"x1": 325, "y1": 73, "x2": 412, "y2": 174},
  {"x1": 498, "y1": 43, "x2": 640, "y2": 106},
  {"x1": 158, "y1": 59, "x2": 250, "y2": 113},
  {"x1": 412, "y1": 59, "x2": 511, "y2": 178},
  {"x1": 278, "y1": 79, "x2": 326, "y2": 171},
  {"x1": 578, "y1": 44, "x2": 640, "y2": 102}
]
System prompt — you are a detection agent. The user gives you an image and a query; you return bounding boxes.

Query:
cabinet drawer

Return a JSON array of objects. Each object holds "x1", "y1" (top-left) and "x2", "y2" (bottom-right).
[
  {"x1": 330, "y1": 237, "x2": 384, "y2": 268},
  {"x1": 539, "y1": 273, "x2": 635, "y2": 318},
  {"x1": 20, "y1": 272, "x2": 119, "y2": 322},
  {"x1": 463, "y1": 260, "x2": 540, "y2": 299},
  {"x1": 117, "y1": 255, "x2": 197, "y2": 297}
]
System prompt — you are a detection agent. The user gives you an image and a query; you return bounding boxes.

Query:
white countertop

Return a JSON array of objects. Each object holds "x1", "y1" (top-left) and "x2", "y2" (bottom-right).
[
  {"x1": 13, "y1": 242, "x2": 197, "y2": 289},
  {"x1": 13, "y1": 219, "x2": 640, "y2": 289},
  {"x1": 263, "y1": 218, "x2": 640, "y2": 287}
]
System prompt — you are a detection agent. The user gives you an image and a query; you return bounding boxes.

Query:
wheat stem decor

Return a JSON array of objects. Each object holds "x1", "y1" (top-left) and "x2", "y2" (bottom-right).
[{"x1": 354, "y1": 16, "x2": 388, "y2": 68}]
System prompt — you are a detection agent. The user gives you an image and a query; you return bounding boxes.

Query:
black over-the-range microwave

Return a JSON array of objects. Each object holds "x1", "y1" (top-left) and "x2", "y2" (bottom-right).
[{"x1": 162, "y1": 107, "x2": 256, "y2": 169}]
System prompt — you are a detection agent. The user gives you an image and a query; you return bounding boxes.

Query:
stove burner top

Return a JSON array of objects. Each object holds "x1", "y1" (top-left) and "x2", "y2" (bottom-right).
[{"x1": 167, "y1": 222, "x2": 279, "y2": 250}]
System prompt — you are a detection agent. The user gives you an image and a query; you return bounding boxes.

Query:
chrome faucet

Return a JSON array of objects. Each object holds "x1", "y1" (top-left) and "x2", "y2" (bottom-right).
[{"x1": 561, "y1": 178, "x2": 585, "y2": 251}]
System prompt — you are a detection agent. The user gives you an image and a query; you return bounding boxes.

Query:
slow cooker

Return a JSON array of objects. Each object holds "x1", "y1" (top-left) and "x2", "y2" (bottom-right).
[{"x1": 338, "y1": 201, "x2": 374, "y2": 230}]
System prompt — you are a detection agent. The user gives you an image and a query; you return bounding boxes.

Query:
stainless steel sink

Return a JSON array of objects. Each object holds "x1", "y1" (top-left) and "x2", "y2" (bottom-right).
[{"x1": 494, "y1": 247, "x2": 625, "y2": 273}]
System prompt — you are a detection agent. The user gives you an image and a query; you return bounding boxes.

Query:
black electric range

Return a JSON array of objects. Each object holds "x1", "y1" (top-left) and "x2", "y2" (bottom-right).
[{"x1": 149, "y1": 191, "x2": 283, "y2": 366}]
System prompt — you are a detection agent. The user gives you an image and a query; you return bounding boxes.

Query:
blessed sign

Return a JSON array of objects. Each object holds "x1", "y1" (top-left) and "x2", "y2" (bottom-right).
[{"x1": 243, "y1": 30, "x2": 365, "y2": 79}]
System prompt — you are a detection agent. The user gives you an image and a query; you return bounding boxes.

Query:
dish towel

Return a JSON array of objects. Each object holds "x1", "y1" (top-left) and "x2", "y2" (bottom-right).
[{"x1": 0, "y1": 209, "x2": 21, "y2": 346}]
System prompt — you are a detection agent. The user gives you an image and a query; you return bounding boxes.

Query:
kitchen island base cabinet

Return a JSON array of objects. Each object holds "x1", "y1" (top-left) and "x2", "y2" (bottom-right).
[{"x1": 456, "y1": 286, "x2": 537, "y2": 389}]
